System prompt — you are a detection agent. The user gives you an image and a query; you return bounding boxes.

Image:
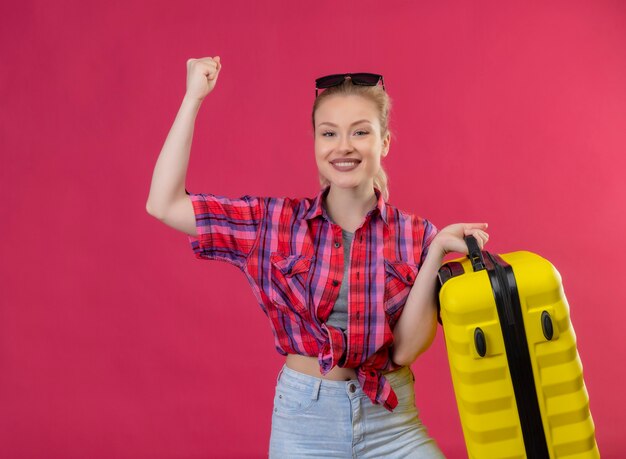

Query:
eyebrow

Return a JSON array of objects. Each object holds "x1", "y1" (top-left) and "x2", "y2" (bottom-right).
[{"x1": 317, "y1": 119, "x2": 373, "y2": 128}]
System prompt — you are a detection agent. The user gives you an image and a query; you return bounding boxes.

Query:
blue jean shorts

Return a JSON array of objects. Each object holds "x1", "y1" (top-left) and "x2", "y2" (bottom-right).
[{"x1": 269, "y1": 364, "x2": 446, "y2": 458}]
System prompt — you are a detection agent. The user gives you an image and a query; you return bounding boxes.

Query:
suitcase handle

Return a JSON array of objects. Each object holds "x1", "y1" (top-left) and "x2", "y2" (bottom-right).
[{"x1": 464, "y1": 235, "x2": 486, "y2": 271}]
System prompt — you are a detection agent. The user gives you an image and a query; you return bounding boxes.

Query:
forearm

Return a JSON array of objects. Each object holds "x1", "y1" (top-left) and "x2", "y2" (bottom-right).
[
  {"x1": 146, "y1": 95, "x2": 203, "y2": 217},
  {"x1": 391, "y1": 244, "x2": 445, "y2": 366}
]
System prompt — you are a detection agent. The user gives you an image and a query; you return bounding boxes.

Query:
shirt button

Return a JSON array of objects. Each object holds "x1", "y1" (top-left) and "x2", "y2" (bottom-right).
[
  {"x1": 332, "y1": 280, "x2": 339, "y2": 286},
  {"x1": 406, "y1": 274, "x2": 412, "y2": 282},
  {"x1": 349, "y1": 384, "x2": 356, "y2": 393},
  {"x1": 369, "y1": 371, "x2": 376, "y2": 377},
  {"x1": 334, "y1": 242, "x2": 341, "y2": 248}
]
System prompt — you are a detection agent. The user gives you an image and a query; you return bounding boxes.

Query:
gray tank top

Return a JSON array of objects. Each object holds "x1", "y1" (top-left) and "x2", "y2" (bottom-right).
[{"x1": 325, "y1": 228, "x2": 354, "y2": 332}]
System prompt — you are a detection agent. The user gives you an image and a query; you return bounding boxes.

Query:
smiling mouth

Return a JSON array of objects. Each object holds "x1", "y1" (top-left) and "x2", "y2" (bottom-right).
[{"x1": 331, "y1": 160, "x2": 361, "y2": 171}]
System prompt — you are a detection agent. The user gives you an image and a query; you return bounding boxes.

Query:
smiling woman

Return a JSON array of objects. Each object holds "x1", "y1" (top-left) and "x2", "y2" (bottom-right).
[
  {"x1": 312, "y1": 79, "x2": 392, "y2": 203},
  {"x1": 146, "y1": 60, "x2": 488, "y2": 458}
]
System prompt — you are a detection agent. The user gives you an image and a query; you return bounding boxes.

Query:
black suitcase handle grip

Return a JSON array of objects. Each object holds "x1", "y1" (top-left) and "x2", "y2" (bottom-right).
[{"x1": 464, "y1": 235, "x2": 486, "y2": 272}]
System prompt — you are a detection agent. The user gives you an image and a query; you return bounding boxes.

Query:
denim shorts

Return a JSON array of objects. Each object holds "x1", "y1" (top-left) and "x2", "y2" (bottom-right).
[{"x1": 268, "y1": 364, "x2": 445, "y2": 458}]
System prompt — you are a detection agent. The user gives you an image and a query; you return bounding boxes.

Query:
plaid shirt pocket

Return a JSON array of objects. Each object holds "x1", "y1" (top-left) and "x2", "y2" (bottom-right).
[
  {"x1": 383, "y1": 259, "x2": 418, "y2": 328},
  {"x1": 269, "y1": 252, "x2": 314, "y2": 316}
]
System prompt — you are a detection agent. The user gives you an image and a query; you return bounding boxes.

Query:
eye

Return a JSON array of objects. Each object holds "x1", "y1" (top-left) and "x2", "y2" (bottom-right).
[
  {"x1": 322, "y1": 131, "x2": 334, "y2": 137},
  {"x1": 355, "y1": 130, "x2": 369, "y2": 136}
]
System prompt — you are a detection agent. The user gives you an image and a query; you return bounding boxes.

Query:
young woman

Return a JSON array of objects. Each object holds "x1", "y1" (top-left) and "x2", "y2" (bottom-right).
[{"x1": 146, "y1": 57, "x2": 489, "y2": 458}]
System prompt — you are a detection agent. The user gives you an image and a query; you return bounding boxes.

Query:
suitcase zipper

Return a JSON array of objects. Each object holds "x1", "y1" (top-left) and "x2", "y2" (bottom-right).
[
  {"x1": 491, "y1": 257, "x2": 515, "y2": 327},
  {"x1": 485, "y1": 252, "x2": 550, "y2": 459}
]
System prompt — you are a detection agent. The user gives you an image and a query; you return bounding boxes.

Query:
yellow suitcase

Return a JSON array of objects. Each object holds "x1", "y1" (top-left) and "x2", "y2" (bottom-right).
[{"x1": 437, "y1": 236, "x2": 599, "y2": 458}]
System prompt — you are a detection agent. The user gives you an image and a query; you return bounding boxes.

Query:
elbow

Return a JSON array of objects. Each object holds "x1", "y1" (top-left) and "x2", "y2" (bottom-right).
[
  {"x1": 391, "y1": 347, "x2": 413, "y2": 367},
  {"x1": 392, "y1": 334, "x2": 437, "y2": 367},
  {"x1": 146, "y1": 201, "x2": 164, "y2": 220}
]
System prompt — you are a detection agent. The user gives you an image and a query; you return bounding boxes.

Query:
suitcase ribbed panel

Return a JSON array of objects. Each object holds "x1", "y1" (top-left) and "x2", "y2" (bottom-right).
[
  {"x1": 500, "y1": 252, "x2": 599, "y2": 458},
  {"x1": 440, "y1": 267, "x2": 526, "y2": 458},
  {"x1": 439, "y1": 251, "x2": 599, "y2": 459}
]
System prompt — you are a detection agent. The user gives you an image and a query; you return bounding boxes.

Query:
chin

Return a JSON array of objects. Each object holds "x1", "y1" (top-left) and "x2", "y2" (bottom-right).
[{"x1": 329, "y1": 179, "x2": 370, "y2": 190}]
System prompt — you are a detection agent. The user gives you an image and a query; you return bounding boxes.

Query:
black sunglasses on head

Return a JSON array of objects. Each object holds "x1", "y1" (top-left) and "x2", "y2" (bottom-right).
[{"x1": 315, "y1": 73, "x2": 385, "y2": 97}]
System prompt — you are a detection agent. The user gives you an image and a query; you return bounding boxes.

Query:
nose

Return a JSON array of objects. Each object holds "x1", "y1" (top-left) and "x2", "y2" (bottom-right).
[{"x1": 338, "y1": 132, "x2": 354, "y2": 153}]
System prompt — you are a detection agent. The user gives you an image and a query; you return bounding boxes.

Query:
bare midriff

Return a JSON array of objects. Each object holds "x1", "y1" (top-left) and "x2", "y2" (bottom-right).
[{"x1": 285, "y1": 354, "x2": 397, "y2": 381}]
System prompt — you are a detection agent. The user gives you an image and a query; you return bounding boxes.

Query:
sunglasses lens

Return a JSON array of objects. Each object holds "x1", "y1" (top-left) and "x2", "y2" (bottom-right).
[
  {"x1": 316, "y1": 74, "x2": 347, "y2": 89},
  {"x1": 314, "y1": 73, "x2": 384, "y2": 97},
  {"x1": 350, "y1": 73, "x2": 382, "y2": 86}
]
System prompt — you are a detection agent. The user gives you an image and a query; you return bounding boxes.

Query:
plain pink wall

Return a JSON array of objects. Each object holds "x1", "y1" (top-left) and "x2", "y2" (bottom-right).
[{"x1": 2, "y1": 1, "x2": 625, "y2": 457}]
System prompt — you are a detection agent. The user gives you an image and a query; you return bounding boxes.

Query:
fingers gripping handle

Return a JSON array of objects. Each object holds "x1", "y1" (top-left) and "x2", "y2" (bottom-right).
[{"x1": 464, "y1": 235, "x2": 486, "y2": 272}]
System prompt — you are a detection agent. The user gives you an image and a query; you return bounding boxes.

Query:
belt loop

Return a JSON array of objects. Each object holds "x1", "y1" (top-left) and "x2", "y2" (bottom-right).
[
  {"x1": 311, "y1": 378, "x2": 322, "y2": 400},
  {"x1": 276, "y1": 365, "x2": 285, "y2": 385}
]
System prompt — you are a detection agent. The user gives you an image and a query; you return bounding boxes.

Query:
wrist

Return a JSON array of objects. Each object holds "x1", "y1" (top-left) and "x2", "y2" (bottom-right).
[
  {"x1": 427, "y1": 240, "x2": 446, "y2": 261},
  {"x1": 182, "y1": 94, "x2": 204, "y2": 108}
]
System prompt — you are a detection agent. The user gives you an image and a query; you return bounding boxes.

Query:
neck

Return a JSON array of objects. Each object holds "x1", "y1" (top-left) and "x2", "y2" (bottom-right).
[{"x1": 323, "y1": 184, "x2": 378, "y2": 232}]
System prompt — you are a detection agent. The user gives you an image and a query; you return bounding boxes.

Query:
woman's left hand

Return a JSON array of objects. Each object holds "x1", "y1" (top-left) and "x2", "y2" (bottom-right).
[{"x1": 430, "y1": 223, "x2": 489, "y2": 257}]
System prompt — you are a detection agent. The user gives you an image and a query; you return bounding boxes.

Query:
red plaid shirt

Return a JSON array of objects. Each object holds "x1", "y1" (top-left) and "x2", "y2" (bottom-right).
[{"x1": 185, "y1": 185, "x2": 437, "y2": 412}]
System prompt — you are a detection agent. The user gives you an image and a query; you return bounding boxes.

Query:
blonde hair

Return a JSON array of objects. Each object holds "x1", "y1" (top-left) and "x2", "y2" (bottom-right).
[{"x1": 311, "y1": 77, "x2": 393, "y2": 202}]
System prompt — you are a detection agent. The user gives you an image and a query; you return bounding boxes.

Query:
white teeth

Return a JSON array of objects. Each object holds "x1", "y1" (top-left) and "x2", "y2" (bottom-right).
[{"x1": 334, "y1": 161, "x2": 359, "y2": 167}]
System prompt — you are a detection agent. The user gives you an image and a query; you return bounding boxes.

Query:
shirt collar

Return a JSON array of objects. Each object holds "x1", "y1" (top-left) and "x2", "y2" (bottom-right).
[{"x1": 304, "y1": 185, "x2": 389, "y2": 226}]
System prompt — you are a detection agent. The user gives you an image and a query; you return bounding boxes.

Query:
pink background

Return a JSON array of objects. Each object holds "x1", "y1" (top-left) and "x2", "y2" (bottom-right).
[{"x1": 2, "y1": 1, "x2": 625, "y2": 457}]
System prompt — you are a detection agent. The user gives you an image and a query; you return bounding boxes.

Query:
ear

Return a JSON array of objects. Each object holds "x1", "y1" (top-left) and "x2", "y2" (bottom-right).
[{"x1": 381, "y1": 132, "x2": 391, "y2": 157}]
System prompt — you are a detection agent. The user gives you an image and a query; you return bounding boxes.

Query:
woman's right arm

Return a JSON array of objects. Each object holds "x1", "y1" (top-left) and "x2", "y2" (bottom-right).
[{"x1": 145, "y1": 56, "x2": 222, "y2": 236}]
